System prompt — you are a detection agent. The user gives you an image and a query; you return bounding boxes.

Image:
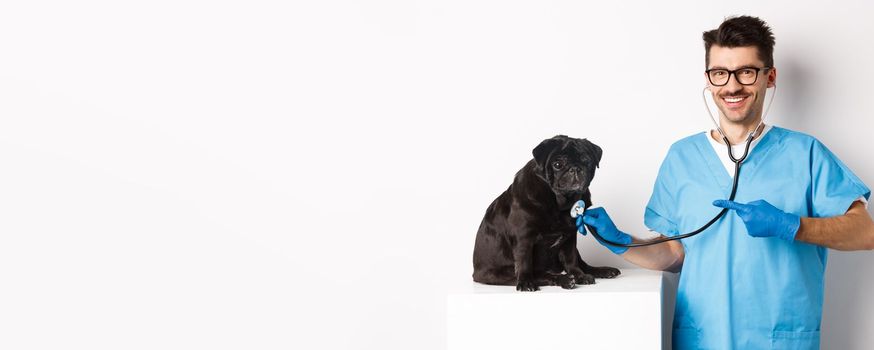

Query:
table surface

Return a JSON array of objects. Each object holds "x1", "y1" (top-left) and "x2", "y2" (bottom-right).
[{"x1": 450, "y1": 268, "x2": 664, "y2": 294}]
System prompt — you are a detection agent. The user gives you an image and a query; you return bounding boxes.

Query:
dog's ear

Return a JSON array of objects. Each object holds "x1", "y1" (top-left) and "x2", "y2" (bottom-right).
[
  {"x1": 589, "y1": 140, "x2": 603, "y2": 168},
  {"x1": 576, "y1": 139, "x2": 603, "y2": 168},
  {"x1": 532, "y1": 136, "x2": 565, "y2": 170}
]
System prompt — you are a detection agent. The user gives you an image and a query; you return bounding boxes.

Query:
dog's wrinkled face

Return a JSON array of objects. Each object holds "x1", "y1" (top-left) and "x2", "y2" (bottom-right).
[{"x1": 532, "y1": 135, "x2": 602, "y2": 194}]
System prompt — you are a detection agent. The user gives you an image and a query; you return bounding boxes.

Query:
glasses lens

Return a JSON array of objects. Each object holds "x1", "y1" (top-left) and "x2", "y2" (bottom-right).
[
  {"x1": 736, "y1": 68, "x2": 758, "y2": 85},
  {"x1": 709, "y1": 70, "x2": 729, "y2": 85}
]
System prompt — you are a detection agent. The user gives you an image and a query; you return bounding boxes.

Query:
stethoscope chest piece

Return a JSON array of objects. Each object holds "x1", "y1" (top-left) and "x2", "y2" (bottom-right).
[{"x1": 570, "y1": 200, "x2": 586, "y2": 219}]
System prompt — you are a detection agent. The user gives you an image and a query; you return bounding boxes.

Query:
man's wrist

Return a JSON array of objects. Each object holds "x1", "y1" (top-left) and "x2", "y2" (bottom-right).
[{"x1": 781, "y1": 213, "x2": 802, "y2": 241}]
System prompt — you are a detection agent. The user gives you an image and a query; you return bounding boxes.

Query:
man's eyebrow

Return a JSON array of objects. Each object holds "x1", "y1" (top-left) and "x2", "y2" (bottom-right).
[
  {"x1": 735, "y1": 64, "x2": 763, "y2": 70},
  {"x1": 707, "y1": 64, "x2": 763, "y2": 70}
]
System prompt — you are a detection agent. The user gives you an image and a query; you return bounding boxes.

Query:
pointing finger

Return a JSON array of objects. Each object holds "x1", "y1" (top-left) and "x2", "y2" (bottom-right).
[{"x1": 712, "y1": 199, "x2": 748, "y2": 212}]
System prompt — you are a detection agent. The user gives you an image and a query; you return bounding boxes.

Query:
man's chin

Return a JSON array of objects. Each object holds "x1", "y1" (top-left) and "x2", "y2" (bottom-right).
[
  {"x1": 725, "y1": 115, "x2": 750, "y2": 123},
  {"x1": 718, "y1": 108, "x2": 756, "y2": 124}
]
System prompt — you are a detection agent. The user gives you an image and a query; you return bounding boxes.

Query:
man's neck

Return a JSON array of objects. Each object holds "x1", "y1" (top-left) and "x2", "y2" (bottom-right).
[{"x1": 710, "y1": 118, "x2": 765, "y2": 145}]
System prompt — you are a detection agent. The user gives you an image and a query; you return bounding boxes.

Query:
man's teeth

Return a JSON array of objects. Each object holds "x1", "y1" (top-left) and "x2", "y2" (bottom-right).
[{"x1": 724, "y1": 96, "x2": 746, "y2": 103}]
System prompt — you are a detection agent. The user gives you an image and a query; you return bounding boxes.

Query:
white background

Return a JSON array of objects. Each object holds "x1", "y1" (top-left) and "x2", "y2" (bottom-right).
[{"x1": 1, "y1": 1, "x2": 873, "y2": 349}]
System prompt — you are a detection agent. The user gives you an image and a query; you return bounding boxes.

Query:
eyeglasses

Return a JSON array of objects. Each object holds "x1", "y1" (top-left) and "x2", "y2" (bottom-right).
[{"x1": 705, "y1": 66, "x2": 771, "y2": 86}]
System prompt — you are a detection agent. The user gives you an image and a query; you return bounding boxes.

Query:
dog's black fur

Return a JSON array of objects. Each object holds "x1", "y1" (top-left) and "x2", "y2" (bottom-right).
[{"x1": 472, "y1": 135, "x2": 621, "y2": 291}]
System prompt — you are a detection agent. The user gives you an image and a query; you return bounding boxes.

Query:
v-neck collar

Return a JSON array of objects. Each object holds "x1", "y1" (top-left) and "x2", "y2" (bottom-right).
[
  {"x1": 706, "y1": 125, "x2": 773, "y2": 177},
  {"x1": 692, "y1": 126, "x2": 782, "y2": 194}
]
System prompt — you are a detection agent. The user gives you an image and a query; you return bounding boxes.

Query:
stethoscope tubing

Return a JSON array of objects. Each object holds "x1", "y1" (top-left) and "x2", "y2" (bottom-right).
[
  {"x1": 586, "y1": 85, "x2": 776, "y2": 248},
  {"x1": 586, "y1": 135, "x2": 750, "y2": 247}
]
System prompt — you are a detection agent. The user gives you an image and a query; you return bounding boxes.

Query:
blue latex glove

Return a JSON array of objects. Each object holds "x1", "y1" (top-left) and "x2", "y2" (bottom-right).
[
  {"x1": 712, "y1": 199, "x2": 801, "y2": 241},
  {"x1": 576, "y1": 207, "x2": 632, "y2": 255}
]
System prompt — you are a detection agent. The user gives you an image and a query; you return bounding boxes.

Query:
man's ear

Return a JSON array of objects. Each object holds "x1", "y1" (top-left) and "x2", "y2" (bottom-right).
[
  {"x1": 767, "y1": 67, "x2": 777, "y2": 88},
  {"x1": 532, "y1": 136, "x2": 564, "y2": 171}
]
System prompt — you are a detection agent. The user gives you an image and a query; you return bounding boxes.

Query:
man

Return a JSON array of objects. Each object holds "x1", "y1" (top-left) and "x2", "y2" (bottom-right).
[{"x1": 578, "y1": 16, "x2": 874, "y2": 349}]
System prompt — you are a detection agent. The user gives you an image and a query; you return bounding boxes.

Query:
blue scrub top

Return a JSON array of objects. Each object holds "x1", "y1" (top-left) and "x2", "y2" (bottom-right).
[{"x1": 644, "y1": 126, "x2": 870, "y2": 350}]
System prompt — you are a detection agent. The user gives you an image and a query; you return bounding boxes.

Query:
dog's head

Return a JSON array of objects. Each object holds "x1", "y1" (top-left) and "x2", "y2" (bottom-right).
[{"x1": 532, "y1": 135, "x2": 602, "y2": 194}]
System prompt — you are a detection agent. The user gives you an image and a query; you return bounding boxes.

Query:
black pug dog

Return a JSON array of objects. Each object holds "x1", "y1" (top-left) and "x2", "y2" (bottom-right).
[{"x1": 472, "y1": 135, "x2": 620, "y2": 291}]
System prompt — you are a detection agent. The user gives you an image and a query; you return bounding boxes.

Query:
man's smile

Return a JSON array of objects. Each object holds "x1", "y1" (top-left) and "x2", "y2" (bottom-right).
[{"x1": 721, "y1": 94, "x2": 750, "y2": 109}]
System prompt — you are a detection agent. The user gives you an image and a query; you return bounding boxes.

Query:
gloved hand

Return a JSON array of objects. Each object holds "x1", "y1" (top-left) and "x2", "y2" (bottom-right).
[
  {"x1": 576, "y1": 207, "x2": 632, "y2": 255},
  {"x1": 712, "y1": 199, "x2": 801, "y2": 241}
]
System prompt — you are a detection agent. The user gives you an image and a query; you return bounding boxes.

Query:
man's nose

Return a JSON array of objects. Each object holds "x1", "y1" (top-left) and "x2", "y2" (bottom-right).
[{"x1": 723, "y1": 73, "x2": 744, "y2": 92}]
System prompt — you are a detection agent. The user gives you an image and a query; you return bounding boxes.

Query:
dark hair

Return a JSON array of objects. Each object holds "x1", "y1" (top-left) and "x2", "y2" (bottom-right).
[{"x1": 703, "y1": 16, "x2": 775, "y2": 68}]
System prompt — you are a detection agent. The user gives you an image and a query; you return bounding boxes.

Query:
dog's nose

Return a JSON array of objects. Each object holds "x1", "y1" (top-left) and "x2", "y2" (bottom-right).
[{"x1": 569, "y1": 167, "x2": 578, "y2": 174}]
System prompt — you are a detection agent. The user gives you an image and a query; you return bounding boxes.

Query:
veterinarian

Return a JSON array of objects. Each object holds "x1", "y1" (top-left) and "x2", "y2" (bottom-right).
[{"x1": 577, "y1": 16, "x2": 873, "y2": 349}]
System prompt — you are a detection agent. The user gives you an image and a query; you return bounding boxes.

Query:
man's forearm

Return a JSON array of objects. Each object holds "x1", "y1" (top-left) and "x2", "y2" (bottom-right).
[
  {"x1": 795, "y1": 200, "x2": 874, "y2": 250},
  {"x1": 621, "y1": 237, "x2": 684, "y2": 273}
]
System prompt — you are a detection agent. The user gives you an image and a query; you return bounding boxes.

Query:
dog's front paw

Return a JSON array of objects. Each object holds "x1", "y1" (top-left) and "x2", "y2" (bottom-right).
[
  {"x1": 587, "y1": 266, "x2": 621, "y2": 279},
  {"x1": 556, "y1": 275, "x2": 576, "y2": 289},
  {"x1": 574, "y1": 273, "x2": 596, "y2": 285},
  {"x1": 516, "y1": 279, "x2": 539, "y2": 292}
]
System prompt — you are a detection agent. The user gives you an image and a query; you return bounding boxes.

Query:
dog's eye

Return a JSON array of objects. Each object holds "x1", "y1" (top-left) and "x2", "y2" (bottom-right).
[{"x1": 552, "y1": 161, "x2": 564, "y2": 170}]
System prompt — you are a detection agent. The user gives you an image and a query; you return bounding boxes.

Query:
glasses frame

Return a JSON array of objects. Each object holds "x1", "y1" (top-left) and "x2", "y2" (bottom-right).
[{"x1": 705, "y1": 66, "x2": 772, "y2": 86}]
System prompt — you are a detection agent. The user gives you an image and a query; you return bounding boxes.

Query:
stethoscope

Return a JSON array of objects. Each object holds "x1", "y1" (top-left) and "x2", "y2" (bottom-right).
[{"x1": 571, "y1": 84, "x2": 777, "y2": 248}]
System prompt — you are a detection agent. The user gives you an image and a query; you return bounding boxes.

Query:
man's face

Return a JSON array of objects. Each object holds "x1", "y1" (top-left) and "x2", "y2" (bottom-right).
[{"x1": 706, "y1": 45, "x2": 776, "y2": 125}]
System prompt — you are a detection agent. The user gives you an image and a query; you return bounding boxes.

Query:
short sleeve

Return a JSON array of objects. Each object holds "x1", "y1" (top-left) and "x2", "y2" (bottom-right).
[
  {"x1": 644, "y1": 150, "x2": 680, "y2": 236},
  {"x1": 809, "y1": 140, "x2": 871, "y2": 218}
]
